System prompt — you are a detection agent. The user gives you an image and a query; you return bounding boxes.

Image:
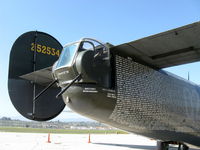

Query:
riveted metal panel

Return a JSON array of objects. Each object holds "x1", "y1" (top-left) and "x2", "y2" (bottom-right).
[{"x1": 110, "y1": 55, "x2": 200, "y2": 135}]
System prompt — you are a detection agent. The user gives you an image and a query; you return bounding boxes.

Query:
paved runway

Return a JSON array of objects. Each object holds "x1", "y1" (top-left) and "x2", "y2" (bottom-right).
[{"x1": 0, "y1": 132, "x2": 199, "y2": 150}]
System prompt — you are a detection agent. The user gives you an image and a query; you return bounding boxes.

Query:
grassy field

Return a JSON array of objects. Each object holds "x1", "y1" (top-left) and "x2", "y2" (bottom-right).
[{"x1": 0, "y1": 127, "x2": 127, "y2": 134}]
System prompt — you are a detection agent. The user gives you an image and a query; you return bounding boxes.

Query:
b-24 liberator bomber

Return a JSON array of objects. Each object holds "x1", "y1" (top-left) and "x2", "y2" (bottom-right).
[{"x1": 8, "y1": 22, "x2": 200, "y2": 149}]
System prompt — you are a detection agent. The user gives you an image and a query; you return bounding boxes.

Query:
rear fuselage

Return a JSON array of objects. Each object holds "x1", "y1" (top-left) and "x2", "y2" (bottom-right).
[{"x1": 58, "y1": 52, "x2": 200, "y2": 146}]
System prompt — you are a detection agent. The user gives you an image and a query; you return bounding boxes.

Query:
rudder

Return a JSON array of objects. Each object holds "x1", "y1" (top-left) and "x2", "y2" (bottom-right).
[{"x1": 8, "y1": 31, "x2": 65, "y2": 121}]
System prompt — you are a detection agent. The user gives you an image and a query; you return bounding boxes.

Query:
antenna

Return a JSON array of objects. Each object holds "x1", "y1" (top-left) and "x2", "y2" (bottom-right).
[{"x1": 188, "y1": 72, "x2": 190, "y2": 81}]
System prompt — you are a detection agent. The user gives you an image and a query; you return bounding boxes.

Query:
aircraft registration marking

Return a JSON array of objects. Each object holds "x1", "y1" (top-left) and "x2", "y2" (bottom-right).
[
  {"x1": 83, "y1": 88, "x2": 98, "y2": 93},
  {"x1": 31, "y1": 43, "x2": 60, "y2": 57},
  {"x1": 107, "y1": 93, "x2": 116, "y2": 99}
]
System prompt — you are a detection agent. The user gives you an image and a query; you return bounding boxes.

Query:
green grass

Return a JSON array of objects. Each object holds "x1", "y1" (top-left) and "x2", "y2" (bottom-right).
[{"x1": 0, "y1": 127, "x2": 127, "y2": 134}]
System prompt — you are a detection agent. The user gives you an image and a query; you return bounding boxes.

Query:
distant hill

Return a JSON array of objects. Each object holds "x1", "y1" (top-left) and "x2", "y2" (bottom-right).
[
  {"x1": 0, "y1": 116, "x2": 114, "y2": 130},
  {"x1": 0, "y1": 111, "x2": 94, "y2": 122}
]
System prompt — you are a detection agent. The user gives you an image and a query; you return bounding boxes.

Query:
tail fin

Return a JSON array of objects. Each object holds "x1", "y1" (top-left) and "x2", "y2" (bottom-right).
[{"x1": 8, "y1": 31, "x2": 65, "y2": 121}]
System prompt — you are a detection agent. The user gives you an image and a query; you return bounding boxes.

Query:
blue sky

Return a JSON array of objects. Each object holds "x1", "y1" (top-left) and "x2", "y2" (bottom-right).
[{"x1": 0, "y1": 0, "x2": 200, "y2": 120}]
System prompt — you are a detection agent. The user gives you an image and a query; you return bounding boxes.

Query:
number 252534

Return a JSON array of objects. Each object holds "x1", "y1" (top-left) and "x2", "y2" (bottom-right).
[{"x1": 31, "y1": 43, "x2": 60, "y2": 57}]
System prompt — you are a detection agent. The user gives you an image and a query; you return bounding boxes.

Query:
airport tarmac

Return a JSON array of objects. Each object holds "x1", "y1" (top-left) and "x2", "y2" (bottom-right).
[{"x1": 0, "y1": 132, "x2": 199, "y2": 150}]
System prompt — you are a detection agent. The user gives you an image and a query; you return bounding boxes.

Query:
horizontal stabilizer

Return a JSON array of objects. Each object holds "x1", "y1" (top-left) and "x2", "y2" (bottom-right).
[{"x1": 20, "y1": 67, "x2": 54, "y2": 86}]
